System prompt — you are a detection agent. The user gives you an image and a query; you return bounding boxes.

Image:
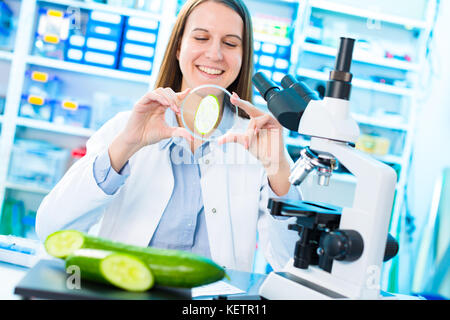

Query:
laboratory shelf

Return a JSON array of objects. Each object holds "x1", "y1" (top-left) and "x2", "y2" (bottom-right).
[
  {"x1": 0, "y1": 51, "x2": 13, "y2": 61},
  {"x1": 5, "y1": 181, "x2": 51, "y2": 195},
  {"x1": 26, "y1": 55, "x2": 152, "y2": 84},
  {"x1": 37, "y1": 0, "x2": 164, "y2": 20},
  {"x1": 16, "y1": 117, "x2": 95, "y2": 138},
  {"x1": 254, "y1": 33, "x2": 292, "y2": 46},
  {"x1": 300, "y1": 42, "x2": 420, "y2": 71},
  {"x1": 351, "y1": 113, "x2": 410, "y2": 131},
  {"x1": 296, "y1": 67, "x2": 414, "y2": 96},
  {"x1": 308, "y1": 0, "x2": 428, "y2": 30},
  {"x1": 285, "y1": 136, "x2": 403, "y2": 165}
]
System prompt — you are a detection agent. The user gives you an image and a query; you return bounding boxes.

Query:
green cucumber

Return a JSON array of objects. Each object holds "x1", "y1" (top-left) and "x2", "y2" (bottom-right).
[
  {"x1": 66, "y1": 249, "x2": 154, "y2": 292},
  {"x1": 45, "y1": 230, "x2": 226, "y2": 288}
]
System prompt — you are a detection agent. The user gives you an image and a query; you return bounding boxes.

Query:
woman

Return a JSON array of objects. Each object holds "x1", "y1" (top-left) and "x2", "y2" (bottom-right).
[{"x1": 36, "y1": 0, "x2": 301, "y2": 272}]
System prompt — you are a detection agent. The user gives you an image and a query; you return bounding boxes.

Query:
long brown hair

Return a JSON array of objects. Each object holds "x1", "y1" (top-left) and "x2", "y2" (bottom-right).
[{"x1": 154, "y1": 0, "x2": 254, "y2": 118}]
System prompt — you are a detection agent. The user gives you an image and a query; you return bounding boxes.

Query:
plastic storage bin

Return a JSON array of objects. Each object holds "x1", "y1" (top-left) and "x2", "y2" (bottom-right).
[
  {"x1": 52, "y1": 99, "x2": 91, "y2": 128},
  {"x1": 8, "y1": 139, "x2": 70, "y2": 190},
  {"x1": 119, "y1": 17, "x2": 159, "y2": 74},
  {"x1": 118, "y1": 56, "x2": 153, "y2": 74},
  {"x1": 82, "y1": 10, "x2": 123, "y2": 69},
  {"x1": 91, "y1": 92, "x2": 134, "y2": 130},
  {"x1": 86, "y1": 18, "x2": 123, "y2": 40},
  {"x1": 64, "y1": 32, "x2": 85, "y2": 63},
  {"x1": 34, "y1": 8, "x2": 71, "y2": 60},
  {"x1": 19, "y1": 94, "x2": 53, "y2": 122},
  {"x1": 88, "y1": 10, "x2": 123, "y2": 36},
  {"x1": 83, "y1": 50, "x2": 118, "y2": 68},
  {"x1": 23, "y1": 70, "x2": 63, "y2": 100}
]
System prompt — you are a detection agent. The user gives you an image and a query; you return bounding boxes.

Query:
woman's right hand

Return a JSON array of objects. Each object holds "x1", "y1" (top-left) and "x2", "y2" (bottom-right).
[{"x1": 108, "y1": 87, "x2": 192, "y2": 172}]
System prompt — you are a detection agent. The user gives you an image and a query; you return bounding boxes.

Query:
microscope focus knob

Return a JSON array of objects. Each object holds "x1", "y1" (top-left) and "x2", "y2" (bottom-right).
[{"x1": 322, "y1": 230, "x2": 364, "y2": 262}]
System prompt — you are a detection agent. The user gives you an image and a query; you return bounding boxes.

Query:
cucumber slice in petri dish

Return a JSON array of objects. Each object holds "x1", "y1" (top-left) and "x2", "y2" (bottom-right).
[{"x1": 180, "y1": 84, "x2": 238, "y2": 141}]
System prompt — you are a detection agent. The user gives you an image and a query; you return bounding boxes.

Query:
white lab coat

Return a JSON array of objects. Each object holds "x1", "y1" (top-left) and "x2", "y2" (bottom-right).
[{"x1": 35, "y1": 111, "x2": 300, "y2": 272}]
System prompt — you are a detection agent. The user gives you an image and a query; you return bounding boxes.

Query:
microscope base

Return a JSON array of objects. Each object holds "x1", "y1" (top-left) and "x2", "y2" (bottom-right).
[
  {"x1": 258, "y1": 267, "x2": 405, "y2": 300},
  {"x1": 259, "y1": 271, "x2": 346, "y2": 300}
]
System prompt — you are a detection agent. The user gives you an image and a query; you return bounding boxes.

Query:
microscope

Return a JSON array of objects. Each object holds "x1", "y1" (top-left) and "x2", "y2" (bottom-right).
[{"x1": 253, "y1": 37, "x2": 399, "y2": 299}]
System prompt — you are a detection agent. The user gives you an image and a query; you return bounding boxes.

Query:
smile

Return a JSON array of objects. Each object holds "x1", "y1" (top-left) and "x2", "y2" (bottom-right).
[{"x1": 197, "y1": 65, "x2": 225, "y2": 76}]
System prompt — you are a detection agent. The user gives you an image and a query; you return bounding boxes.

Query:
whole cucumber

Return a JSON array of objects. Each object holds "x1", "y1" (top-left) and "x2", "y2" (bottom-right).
[{"x1": 45, "y1": 230, "x2": 226, "y2": 288}]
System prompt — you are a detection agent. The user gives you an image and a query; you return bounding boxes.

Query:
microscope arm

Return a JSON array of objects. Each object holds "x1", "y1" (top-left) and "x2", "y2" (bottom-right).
[{"x1": 309, "y1": 137, "x2": 397, "y2": 295}]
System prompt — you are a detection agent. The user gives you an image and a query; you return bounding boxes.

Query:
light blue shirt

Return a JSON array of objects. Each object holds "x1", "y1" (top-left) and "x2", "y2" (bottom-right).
[
  {"x1": 93, "y1": 104, "x2": 235, "y2": 258},
  {"x1": 92, "y1": 105, "x2": 301, "y2": 258}
]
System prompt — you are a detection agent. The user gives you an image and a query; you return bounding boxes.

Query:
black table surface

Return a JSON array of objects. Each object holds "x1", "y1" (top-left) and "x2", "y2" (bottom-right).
[{"x1": 13, "y1": 259, "x2": 267, "y2": 300}]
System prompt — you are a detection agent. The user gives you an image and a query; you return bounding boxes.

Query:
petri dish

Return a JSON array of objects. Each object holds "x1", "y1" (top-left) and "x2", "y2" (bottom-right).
[{"x1": 180, "y1": 84, "x2": 238, "y2": 141}]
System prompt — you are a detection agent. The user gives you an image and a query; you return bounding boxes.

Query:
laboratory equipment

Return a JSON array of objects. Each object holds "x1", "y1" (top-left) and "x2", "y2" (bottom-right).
[
  {"x1": 180, "y1": 85, "x2": 238, "y2": 142},
  {"x1": 253, "y1": 37, "x2": 399, "y2": 299},
  {"x1": 0, "y1": 199, "x2": 25, "y2": 237},
  {"x1": 0, "y1": 235, "x2": 44, "y2": 268}
]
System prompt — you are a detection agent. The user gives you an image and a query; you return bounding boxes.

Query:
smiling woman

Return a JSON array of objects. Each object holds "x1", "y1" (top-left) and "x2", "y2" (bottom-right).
[{"x1": 35, "y1": 0, "x2": 301, "y2": 274}]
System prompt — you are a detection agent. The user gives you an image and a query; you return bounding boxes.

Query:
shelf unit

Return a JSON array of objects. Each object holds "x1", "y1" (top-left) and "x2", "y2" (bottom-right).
[
  {"x1": 301, "y1": 41, "x2": 420, "y2": 71},
  {"x1": 0, "y1": 0, "x2": 179, "y2": 224},
  {"x1": 0, "y1": 51, "x2": 13, "y2": 61},
  {"x1": 26, "y1": 55, "x2": 152, "y2": 84},
  {"x1": 308, "y1": 0, "x2": 429, "y2": 30}
]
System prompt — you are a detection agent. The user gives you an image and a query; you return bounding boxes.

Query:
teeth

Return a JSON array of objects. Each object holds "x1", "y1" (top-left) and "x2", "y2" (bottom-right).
[{"x1": 198, "y1": 66, "x2": 223, "y2": 75}]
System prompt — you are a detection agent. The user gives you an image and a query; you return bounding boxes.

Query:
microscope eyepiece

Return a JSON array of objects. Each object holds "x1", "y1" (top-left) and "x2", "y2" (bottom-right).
[
  {"x1": 253, "y1": 72, "x2": 280, "y2": 101},
  {"x1": 325, "y1": 37, "x2": 355, "y2": 101},
  {"x1": 252, "y1": 72, "x2": 319, "y2": 132},
  {"x1": 281, "y1": 74, "x2": 297, "y2": 89},
  {"x1": 335, "y1": 37, "x2": 355, "y2": 73}
]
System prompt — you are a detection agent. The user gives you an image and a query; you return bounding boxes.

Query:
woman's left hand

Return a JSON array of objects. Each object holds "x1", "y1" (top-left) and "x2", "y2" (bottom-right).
[{"x1": 217, "y1": 92, "x2": 288, "y2": 175}]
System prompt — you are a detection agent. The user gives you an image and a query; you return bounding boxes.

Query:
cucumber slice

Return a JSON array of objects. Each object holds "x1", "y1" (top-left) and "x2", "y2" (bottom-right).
[
  {"x1": 66, "y1": 249, "x2": 154, "y2": 292},
  {"x1": 45, "y1": 229, "x2": 85, "y2": 258},
  {"x1": 194, "y1": 94, "x2": 220, "y2": 135},
  {"x1": 46, "y1": 230, "x2": 226, "y2": 288},
  {"x1": 100, "y1": 252, "x2": 154, "y2": 292}
]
